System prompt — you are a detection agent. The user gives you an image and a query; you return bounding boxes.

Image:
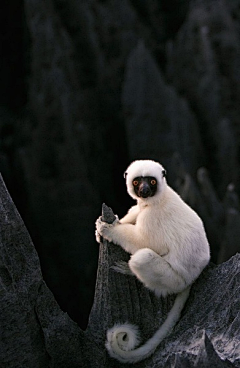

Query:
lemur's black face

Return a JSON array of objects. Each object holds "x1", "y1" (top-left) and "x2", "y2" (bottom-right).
[{"x1": 132, "y1": 176, "x2": 158, "y2": 198}]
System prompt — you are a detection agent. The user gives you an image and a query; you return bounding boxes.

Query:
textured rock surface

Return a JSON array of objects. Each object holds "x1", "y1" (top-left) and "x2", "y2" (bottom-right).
[
  {"x1": 122, "y1": 41, "x2": 204, "y2": 176},
  {"x1": 167, "y1": 0, "x2": 240, "y2": 195},
  {"x1": 1, "y1": 0, "x2": 240, "y2": 329},
  {"x1": 0, "y1": 185, "x2": 239, "y2": 367},
  {"x1": 0, "y1": 174, "x2": 86, "y2": 367}
]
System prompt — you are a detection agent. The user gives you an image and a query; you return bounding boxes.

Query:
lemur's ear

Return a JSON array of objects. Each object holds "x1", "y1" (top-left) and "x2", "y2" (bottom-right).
[
  {"x1": 162, "y1": 169, "x2": 167, "y2": 178},
  {"x1": 124, "y1": 171, "x2": 128, "y2": 179}
]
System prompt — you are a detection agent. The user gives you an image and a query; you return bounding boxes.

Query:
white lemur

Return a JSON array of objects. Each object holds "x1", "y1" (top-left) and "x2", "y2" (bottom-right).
[{"x1": 96, "y1": 159, "x2": 210, "y2": 364}]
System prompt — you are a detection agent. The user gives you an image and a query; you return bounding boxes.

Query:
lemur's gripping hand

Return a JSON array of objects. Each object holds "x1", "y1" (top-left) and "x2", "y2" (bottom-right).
[
  {"x1": 95, "y1": 215, "x2": 119, "y2": 243},
  {"x1": 95, "y1": 228, "x2": 102, "y2": 243}
]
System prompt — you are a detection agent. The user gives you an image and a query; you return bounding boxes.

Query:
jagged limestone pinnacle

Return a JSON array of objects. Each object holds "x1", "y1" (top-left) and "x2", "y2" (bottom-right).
[{"x1": 101, "y1": 203, "x2": 116, "y2": 224}]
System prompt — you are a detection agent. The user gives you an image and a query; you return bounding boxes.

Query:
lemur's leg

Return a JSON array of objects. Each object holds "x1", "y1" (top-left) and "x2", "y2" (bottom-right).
[{"x1": 129, "y1": 248, "x2": 187, "y2": 296}]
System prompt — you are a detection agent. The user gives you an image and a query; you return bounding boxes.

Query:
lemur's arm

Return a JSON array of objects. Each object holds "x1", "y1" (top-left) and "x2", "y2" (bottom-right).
[
  {"x1": 96, "y1": 217, "x2": 141, "y2": 254},
  {"x1": 120, "y1": 205, "x2": 140, "y2": 224}
]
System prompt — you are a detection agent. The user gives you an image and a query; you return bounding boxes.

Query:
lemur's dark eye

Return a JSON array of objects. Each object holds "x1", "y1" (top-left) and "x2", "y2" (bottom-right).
[
  {"x1": 133, "y1": 180, "x2": 138, "y2": 186},
  {"x1": 151, "y1": 179, "x2": 157, "y2": 186}
]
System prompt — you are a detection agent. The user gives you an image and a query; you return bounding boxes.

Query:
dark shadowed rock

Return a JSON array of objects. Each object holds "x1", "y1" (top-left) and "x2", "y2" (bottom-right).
[
  {"x1": 3, "y1": 0, "x2": 237, "y2": 331},
  {"x1": 0, "y1": 173, "x2": 86, "y2": 367},
  {"x1": 167, "y1": 0, "x2": 240, "y2": 194},
  {"x1": 1, "y1": 0, "x2": 240, "y2": 365},
  {"x1": 0, "y1": 174, "x2": 239, "y2": 367},
  {"x1": 172, "y1": 153, "x2": 240, "y2": 263},
  {"x1": 218, "y1": 184, "x2": 240, "y2": 263},
  {"x1": 122, "y1": 41, "x2": 204, "y2": 176}
]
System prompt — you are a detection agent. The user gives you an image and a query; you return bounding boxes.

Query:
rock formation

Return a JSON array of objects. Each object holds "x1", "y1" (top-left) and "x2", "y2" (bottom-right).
[
  {"x1": 0, "y1": 0, "x2": 240, "y2": 330},
  {"x1": 0, "y1": 180, "x2": 239, "y2": 367}
]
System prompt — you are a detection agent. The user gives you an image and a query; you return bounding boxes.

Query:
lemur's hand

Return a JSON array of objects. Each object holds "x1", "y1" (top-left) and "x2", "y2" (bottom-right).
[
  {"x1": 95, "y1": 215, "x2": 119, "y2": 243},
  {"x1": 95, "y1": 229, "x2": 102, "y2": 243}
]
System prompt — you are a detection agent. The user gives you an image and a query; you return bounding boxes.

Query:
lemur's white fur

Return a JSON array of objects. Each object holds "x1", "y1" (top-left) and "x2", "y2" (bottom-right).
[{"x1": 96, "y1": 160, "x2": 210, "y2": 363}]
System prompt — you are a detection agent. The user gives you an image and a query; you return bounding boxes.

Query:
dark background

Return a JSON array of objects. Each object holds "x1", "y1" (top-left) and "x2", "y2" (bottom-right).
[{"x1": 0, "y1": 0, "x2": 240, "y2": 329}]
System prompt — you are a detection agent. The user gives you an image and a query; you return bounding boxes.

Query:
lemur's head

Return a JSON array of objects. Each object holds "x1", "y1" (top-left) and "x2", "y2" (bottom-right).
[{"x1": 124, "y1": 160, "x2": 167, "y2": 201}]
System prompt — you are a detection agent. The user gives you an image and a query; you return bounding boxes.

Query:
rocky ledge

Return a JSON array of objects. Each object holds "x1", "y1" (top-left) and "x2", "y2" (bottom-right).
[{"x1": 0, "y1": 177, "x2": 239, "y2": 367}]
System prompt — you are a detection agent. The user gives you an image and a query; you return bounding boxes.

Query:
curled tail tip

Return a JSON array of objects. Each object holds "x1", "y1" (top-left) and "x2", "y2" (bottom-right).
[{"x1": 106, "y1": 323, "x2": 140, "y2": 353}]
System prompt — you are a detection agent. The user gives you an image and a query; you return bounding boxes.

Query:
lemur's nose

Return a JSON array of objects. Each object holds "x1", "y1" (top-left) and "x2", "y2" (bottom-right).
[{"x1": 139, "y1": 182, "x2": 151, "y2": 198}]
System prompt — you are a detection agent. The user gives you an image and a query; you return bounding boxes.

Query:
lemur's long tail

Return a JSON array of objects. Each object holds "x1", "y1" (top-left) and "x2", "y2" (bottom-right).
[{"x1": 106, "y1": 286, "x2": 191, "y2": 364}]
